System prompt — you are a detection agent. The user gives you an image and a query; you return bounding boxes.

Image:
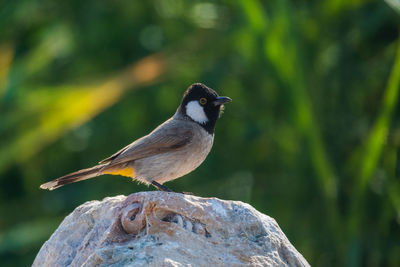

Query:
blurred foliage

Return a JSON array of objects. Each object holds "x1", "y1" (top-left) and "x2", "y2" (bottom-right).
[{"x1": 1, "y1": 0, "x2": 400, "y2": 266}]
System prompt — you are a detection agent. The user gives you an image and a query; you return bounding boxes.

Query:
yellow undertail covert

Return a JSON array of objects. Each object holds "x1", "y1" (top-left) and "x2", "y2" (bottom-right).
[{"x1": 103, "y1": 167, "x2": 135, "y2": 177}]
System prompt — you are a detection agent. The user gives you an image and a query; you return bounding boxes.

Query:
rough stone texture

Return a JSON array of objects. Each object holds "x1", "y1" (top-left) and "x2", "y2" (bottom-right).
[{"x1": 33, "y1": 192, "x2": 310, "y2": 267}]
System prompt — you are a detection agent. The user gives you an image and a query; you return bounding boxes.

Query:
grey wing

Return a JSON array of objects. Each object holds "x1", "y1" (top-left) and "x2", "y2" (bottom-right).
[
  {"x1": 99, "y1": 119, "x2": 194, "y2": 166},
  {"x1": 98, "y1": 143, "x2": 133, "y2": 164}
]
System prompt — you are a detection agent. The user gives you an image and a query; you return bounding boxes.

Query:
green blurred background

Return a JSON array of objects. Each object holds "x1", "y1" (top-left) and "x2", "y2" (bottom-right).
[{"x1": 1, "y1": 0, "x2": 400, "y2": 266}]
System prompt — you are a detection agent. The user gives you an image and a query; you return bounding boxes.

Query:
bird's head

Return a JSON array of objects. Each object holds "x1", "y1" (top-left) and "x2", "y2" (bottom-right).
[{"x1": 177, "y1": 83, "x2": 231, "y2": 134}]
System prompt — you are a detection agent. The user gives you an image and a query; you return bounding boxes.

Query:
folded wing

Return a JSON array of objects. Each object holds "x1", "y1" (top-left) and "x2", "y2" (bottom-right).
[{"x1": 99, "y1": 119, "x2": 194, "y2": 166}]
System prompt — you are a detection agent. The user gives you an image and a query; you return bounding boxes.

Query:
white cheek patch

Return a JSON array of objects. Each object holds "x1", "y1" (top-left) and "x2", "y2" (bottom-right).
[{"x1": 186, "y1": 100, "x2": 208, "y2": 124}]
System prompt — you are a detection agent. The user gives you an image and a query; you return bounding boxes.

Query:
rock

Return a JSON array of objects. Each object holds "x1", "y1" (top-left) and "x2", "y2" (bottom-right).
[{"x1": 33, "y1": 192, "x2": 310, "y2": 267}]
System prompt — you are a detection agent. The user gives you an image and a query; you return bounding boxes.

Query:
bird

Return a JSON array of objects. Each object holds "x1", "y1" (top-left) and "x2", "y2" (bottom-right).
[{"x1": 40, "y1": 83, "x2": 231, "y2": 192}]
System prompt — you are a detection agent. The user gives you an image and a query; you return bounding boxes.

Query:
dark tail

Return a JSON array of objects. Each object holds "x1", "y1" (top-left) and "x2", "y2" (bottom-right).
[{"x1": 40, "y1": 165, "x2": 106, "y2": 190}]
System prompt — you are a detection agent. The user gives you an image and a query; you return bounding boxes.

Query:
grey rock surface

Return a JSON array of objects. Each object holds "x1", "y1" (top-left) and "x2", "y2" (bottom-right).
[{"x1": 33, "y1": 192, "x2": 310, "y2": 267}]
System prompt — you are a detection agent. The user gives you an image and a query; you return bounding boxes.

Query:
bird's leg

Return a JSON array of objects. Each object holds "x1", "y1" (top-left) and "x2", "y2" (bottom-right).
[
  {"x1": 151, "y1": 181, "x2": 194, "y2": 195},
  {"x1": 151, "y1": 181, "x2": 173, "y2": 192}
]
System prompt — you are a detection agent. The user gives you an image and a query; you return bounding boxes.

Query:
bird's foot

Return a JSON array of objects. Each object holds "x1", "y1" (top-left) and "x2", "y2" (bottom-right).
[
  {"x1": 151, "y1": 181, "x2": 173, "y2": 192},
  {"x1": 151, "y1": 181, "x2": 194, "y2": 195}
]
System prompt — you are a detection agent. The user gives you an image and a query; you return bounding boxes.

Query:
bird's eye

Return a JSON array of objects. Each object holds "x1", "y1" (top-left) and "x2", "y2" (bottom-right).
[{"x1": 199, "y1": 98, "x2": 207, "y2": 105}]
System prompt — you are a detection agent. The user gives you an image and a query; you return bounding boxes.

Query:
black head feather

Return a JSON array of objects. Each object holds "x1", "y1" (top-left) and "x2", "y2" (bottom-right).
[{"x1": 178, "y1": 83, "x2": 230, "y2": 134}]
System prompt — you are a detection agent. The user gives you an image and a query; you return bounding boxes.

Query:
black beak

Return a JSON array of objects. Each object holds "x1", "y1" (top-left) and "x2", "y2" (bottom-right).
[{"x1": 213, "y1": 96, "x2": 232, "y2": 106}]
